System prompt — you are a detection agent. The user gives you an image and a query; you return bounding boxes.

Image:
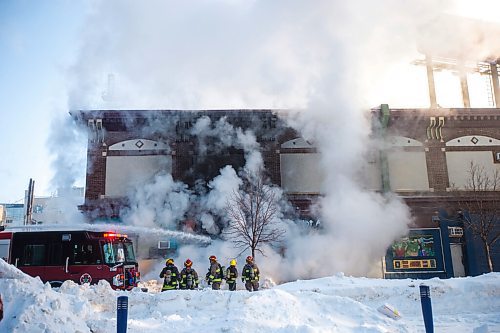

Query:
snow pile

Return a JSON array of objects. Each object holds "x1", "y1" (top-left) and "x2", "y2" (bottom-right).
[
  {"x1": 0, "y1": 259, "x2": 91, "y2": 333},
  {"x1": 1, "y1": 260, "x2": 499, "y2": 332}
]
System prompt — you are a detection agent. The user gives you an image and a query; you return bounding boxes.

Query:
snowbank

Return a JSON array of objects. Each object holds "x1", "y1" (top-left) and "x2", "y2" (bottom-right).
[{"x1": 1, "y1": 260, "x2": 499, "y2": 332}]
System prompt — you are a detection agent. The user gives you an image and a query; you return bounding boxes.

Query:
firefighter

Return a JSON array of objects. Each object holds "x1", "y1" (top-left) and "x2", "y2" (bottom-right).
[
  {"x1": 179, "y1": 259, "x2": 199, "y2": 290},
  {"x1": 159, "y1": 258, "x2": 179, "y2": 291},
  {"x1": 241, "y1": 256, "x2": 260, "y2": 292},
  {"x1": 205, "y1": 255, "x2": 223, "y2": 290},
  {"x1": 225, "y1": 259, "x2": 238, "y2": 291}
]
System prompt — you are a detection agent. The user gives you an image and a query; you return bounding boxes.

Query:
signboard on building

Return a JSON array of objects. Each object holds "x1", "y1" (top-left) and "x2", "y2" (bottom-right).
[{"x1": 384, "y1": 228, "x2": 445, "y2": 278}]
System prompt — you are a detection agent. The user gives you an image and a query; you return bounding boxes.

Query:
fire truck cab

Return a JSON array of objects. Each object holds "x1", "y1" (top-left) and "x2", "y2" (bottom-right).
[{"x1": 0, "y1": 226, "x2": 139, "y2": 290}]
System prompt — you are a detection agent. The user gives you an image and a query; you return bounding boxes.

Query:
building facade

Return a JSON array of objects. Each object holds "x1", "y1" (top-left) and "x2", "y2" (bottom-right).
[
  {"x1": 0, "y1": 205, "x2": 6, "y2": 226},
  {"x1": 70, "y1": 109, "x2": 319, "y2": 219},
  {"x1": 370, "y1": 106, "x2": 500, "y2": 278},
  {"x1": 0, "y1": 204, "x2": 24, "y2": 226},
  {"x1": 71, "y1": 16, "x2": 500, "y2": 277},
  {"x1": 72, "y1": 107, "x2": 500, "y2": 277}
]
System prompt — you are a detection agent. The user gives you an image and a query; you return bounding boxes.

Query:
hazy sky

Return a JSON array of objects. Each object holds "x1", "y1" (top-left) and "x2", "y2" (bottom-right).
[
  {"x1": 0, "y1": 0, "x2": 88, "y2": 202},
  {"x1": 0, "y1": 0, "x2": 499, "y2": 203}
]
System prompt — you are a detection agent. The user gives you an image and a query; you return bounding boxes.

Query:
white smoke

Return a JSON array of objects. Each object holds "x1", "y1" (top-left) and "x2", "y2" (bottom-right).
[
  {"x1": 121, "y1": 114, "x2": 270, "y2": 238},
  {"x1": 204, "y1": 165, "x2": 242, "y2": 213},
  {"x1": 43, "y1": 113, "x2": 87, "y2": 224},
  {"x1": 190, "y1": 115, "x2": 264, "y2": 174},
  {"x1": 190, "y1": 116, "x2": 236, "y2": 155},
  {"x1": 199, "y1": 213, "x2": 220, "y2": 235},
  {"x1": 122, "y1": 173, "x2": 192, "y2": 229},
  {"x1": 236, "y1": 128, "x2": 263, "y2": 174},
  {"x1": 63, "y1": 0, "x2": 500, "y2": 281}
]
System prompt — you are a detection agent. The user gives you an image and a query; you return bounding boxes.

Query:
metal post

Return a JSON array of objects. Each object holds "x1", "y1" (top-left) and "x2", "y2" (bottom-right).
[
  {"x1": 425, "y1": 54, "x2": 437, "y2": 108},
  {"x1": 490, "y1": 62, "x2": 500, "y2": 107},
  {"x1": 379, "y1": 104, "x2": 391, "y2": 193},
  {"x1": 458, "y1": 61, "x2": 470, "y2": 108},
  {"x1": 117, "y1": 296, "x2": 128, "y2": 333},
  {"x1": 419, "y1": 285, "x2": 434, "y2": 333},
  {"x1": 23, "y1": 178, "x2": 35, "y2": 225}
]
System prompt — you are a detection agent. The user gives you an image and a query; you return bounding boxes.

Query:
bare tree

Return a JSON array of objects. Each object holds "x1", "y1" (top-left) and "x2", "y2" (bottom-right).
[
  {"x1": 456, "y1": 161, "x2": 500, "y2": 272},
  {"x1": 224, "y1": 172, "x2": 285, "y2": 258}
]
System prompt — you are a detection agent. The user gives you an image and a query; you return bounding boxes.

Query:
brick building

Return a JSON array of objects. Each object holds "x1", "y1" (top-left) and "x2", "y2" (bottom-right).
[
  {"x1": 70, "y1": 109, "x2": 319, "y2": 220},
  {"x1": 71, "y1": 105, "x2": 500, "y2": 277},
  {"x1": 70, "y1": 16, "x2": 500, "y2": 278},
  {"x1": 371, "y1": 106, "x2": 500, "y2": 277}
]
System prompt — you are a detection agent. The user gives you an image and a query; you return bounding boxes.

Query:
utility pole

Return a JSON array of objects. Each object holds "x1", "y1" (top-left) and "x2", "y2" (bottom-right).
[{"x1": 23, "y1": 178, "x2": 34, "y2": 225}]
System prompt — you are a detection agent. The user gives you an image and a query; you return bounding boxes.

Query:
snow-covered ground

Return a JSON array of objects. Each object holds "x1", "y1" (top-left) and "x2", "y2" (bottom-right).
[{"x1": 1, "y1": 259, "x2": 499, "y2": 333}]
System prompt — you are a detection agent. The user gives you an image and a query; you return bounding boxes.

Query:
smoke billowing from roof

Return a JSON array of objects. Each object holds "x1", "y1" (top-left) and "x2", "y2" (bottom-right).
[{"x1": 56, "y1": 0, "x2": 500, "y2": 280}]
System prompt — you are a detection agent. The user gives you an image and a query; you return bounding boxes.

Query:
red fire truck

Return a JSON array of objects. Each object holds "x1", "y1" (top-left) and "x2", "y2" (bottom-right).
[{"x1": 0, "y1": 226, "x2": 139, "y2": 290}]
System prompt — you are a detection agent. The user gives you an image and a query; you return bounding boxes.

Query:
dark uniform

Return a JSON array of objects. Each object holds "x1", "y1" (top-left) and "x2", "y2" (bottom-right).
[
  {"x1": 226, "y1": 259, "x2": 238, "y2": 291},
  {"x1": 179, "y1": 259, "x2": 199, "y2": 290},
  {"x1": 206, "y1": 255, "x2": 223, "y2": 290},
  {"x1": 160, "y1": 259, "x2": 179, "y2": 291},
  {"x1": 242, "y1": 256, "x2": 259, "y2": 292}
]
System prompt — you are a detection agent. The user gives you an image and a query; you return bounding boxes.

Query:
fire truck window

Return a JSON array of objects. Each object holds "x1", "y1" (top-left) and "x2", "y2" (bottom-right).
[
  {"x1": 116, "y1": 246, "x2": 125, "y2": 263},
  {"x1": 72, "y1": 244, "x2": 98, "y2": 265},
  {"x1": 83, "y1": 244, "x2": 98, "y2": 264},
  {"x1": 48, "y1": 243, "x2": 63, "y2": 265},
  {"x1": 124, "y1": 243, "x2": 136, "y2": 262},
  {"x1": 0, "y1": 244, "x2": 9, "y2": 262},
  {"x1": 103, "y1": 243, "x2": 114, "y2": 264},
  {"x1": 23, "y1": 244, "x2": 46, "y2": 266},
  {"x1": 103, "y1": 242, "x2": 125, "y2": 264}
]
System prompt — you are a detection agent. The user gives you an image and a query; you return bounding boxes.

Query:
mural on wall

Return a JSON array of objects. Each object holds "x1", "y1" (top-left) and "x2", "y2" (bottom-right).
[
  {"x1": 385, "y1": 228, "x2": 444, "y2": 275},
  {"x1": 391, "y1": 234, "x2": 436, "y2": 258}
]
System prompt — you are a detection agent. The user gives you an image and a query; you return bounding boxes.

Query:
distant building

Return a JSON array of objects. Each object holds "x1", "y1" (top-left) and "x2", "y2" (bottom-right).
[
  {"x1": 0, "y1": 204, "x2": 24, "y2": 226},
  {"x1": 0, "y1": 205, "x2": 6, "y2": 226},
  {"x1": 31, "y1": 187, "x2": 84, "y2": 224},
  {"x1": 0, "y1": 187, "x2": 84, "y2": 226}
]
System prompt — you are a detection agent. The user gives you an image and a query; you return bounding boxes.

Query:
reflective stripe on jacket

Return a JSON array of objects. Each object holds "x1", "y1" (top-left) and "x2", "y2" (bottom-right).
[
  {"x1": 160, "y1": 264, "x2": 179, "y2": 289},
  {"x1": 179, "y1": 268, "x2": 199, "y2": 289},
  {"x1": 242, "y1": 263, "x2": 259, "y2": 282},
  {"x1": 207, "y1": 262, "x2": 223, "y2": 282},
  {"x1": 226, "y1": 266, "x2": 238, "y2": 282}
]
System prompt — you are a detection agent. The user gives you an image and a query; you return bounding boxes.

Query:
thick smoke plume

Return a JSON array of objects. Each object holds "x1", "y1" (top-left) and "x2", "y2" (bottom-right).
[
  {"x1": 119, "y1": 115, "x2": 272, "y2": 237},
  {"x1": 123, "y1": 173, "x2": 192, "y2": 230},
  {"x1": 60, "y1": 0, "x2": 500, "y2": 281},
  {"x1": 45, "y1": 114, "x2": 87, "y2": 224}
]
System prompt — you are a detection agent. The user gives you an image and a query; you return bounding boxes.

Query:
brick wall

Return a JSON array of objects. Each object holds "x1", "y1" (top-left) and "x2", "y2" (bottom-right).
[{"x1": 75, "y1": 108, "x2": 500, "y2": 224}]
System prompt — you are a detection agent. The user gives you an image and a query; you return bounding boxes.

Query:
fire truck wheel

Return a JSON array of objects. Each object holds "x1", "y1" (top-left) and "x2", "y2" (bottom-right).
[{"x1": 50, "y1": 281, "x2": 63, "y2": 288}]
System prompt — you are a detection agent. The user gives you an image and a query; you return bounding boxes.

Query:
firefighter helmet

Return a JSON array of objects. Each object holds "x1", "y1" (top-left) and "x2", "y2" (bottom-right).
[
  {"x1": 166, "y1": 258, "x2": 174, "y2": 265},
  {"x1": 246, "y1": 256, "x2": 253, "y2": 263},
  {"x1": 184, "y1": 259, "x2": 193, "y2": 267},
  {"x1": 209, "y1": 255, "x2": 217, "y2": 261},
  {"x1": 230, "y1": 259, "x2": 237, "y2": 266}
]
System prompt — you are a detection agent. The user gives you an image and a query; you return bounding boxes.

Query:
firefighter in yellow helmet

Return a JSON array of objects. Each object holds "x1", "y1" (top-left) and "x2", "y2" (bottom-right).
[
  {"x1": 225, "y1": 259, "x2": 238, "y2": 291},
  {"x1": 205, "y1": 255, "x2": 223, "y2": 290},
  {"x1": 242, "y1": 256, "x2": 260, "y2": 292},
  {"x1": 159, "y1": 258, "x2": 179, "y2": 291}
]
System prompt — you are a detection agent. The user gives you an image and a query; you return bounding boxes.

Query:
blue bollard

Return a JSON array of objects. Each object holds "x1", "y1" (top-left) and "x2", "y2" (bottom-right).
[
  {"x1": 419, "y1": 285, "x2": 434, "y2": 333},
  {"x1": 117, "y1": 296, "x2": 129, "y2": 333}
]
